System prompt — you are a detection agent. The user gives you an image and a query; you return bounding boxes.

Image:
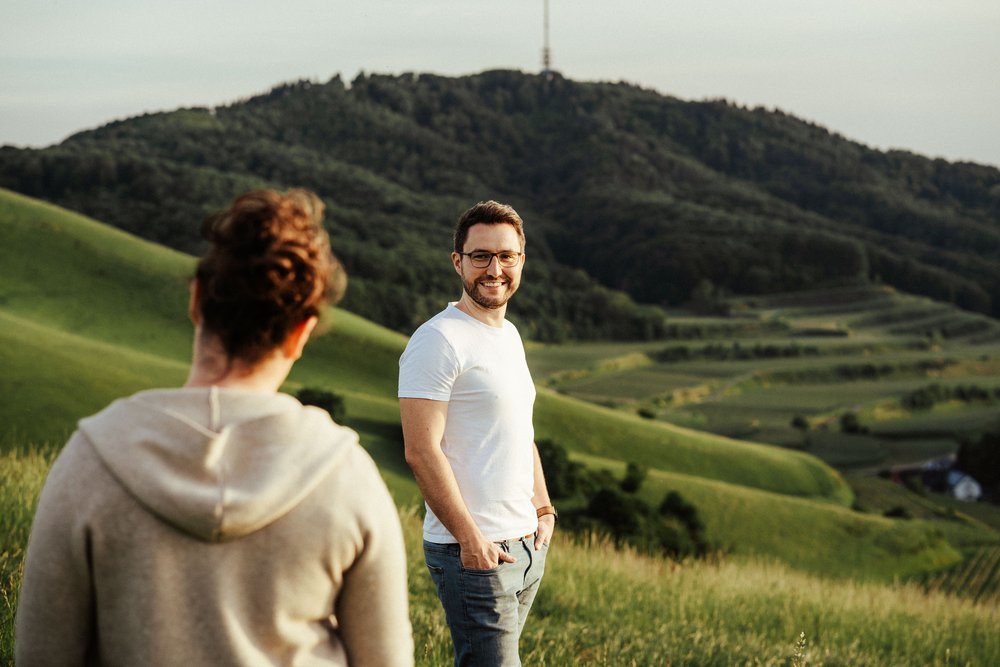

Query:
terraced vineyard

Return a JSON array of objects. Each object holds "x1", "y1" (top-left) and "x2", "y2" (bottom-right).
[
  {"x1": 527, "y1": 285, "x2": 1000, "y2": 470},
  {"x1": 922, "y1": 546, "x2": 1000, "y2": 605}
]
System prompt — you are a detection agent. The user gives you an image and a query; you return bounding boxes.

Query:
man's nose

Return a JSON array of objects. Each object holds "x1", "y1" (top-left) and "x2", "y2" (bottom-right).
[{"x1": 486, "y1": 255, "x2": 503, "y2": 275}]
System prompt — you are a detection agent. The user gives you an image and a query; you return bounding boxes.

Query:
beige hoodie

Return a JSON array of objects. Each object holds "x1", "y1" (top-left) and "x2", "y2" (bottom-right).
[{"x1": 15, "y1": 387, "x2": 413, "y2": 666}]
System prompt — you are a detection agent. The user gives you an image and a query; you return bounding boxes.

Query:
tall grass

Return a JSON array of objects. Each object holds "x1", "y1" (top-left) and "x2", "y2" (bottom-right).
[
  {"x1": 400, "y1": 510, "x2": 999, "y2": 666},
  {"x1": 0, "y1": 446, "x2": 56, "y2": 659},
  {"x1": 3, "y1": 452, "x2": 998, "y2": 666}
]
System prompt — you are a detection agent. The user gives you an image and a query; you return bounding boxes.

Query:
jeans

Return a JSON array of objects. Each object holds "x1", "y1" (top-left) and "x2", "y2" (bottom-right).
[{"x1": 424, "y1": 536, "x2": 548, "y2": 667}]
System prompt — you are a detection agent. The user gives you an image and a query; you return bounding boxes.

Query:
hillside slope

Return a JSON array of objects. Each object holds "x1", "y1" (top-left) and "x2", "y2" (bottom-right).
[
  {"x1": 0, "y1": 188, "x2": 974, "y2": 578},
  {"x1": 1, "y1": 71, "x2": 998, "y2": 340}
]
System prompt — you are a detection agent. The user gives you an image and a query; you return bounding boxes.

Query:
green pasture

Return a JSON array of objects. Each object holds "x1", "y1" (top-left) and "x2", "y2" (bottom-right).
[
  {"x1": 0, "y1": 311, "x2": 189, "y2": 448},
  {"x1": 0, "y1": 189, "x2": 194, "y2": 359},
  {"x1": 535, "y1": 390, "x2": 852, "y2": 505},
  {"x1": 567, "y1": 451, "x2": 970, "y2": 580}
]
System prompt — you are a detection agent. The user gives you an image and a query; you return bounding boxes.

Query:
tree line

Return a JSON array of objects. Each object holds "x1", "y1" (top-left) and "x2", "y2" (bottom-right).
[{"x1": 2, "y1": 70, "x2": 998, "y2": 338}]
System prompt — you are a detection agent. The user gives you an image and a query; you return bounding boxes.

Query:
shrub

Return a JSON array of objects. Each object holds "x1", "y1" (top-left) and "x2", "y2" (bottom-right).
[
  {"x1": 839, "y1": 411, "x2": 865, "y2": 434},
  {"x1": 660, "y1": 490, "x2": 707, "y2": 555},
  {"x1": 883, "y1": 506, "x2": 912, "y2": 520},
  {"x1": 586, "y1": 487, "x2": 647, "y2": 537},
  {"x1": 957, "y1": 431, "x2": 1000, "y2": 491},
  {"x1": 577, "y1": 486, "x2": 709, "y2": 558},
  {"x1": 620, "y1": 462, "x2": 648, "y2": 493},
  {"x1": 536, "y1": 439, "x2": 584, "y2": 499},
  {"x1": 296, "y1": 387, "x2": 346, "y2": 423}
]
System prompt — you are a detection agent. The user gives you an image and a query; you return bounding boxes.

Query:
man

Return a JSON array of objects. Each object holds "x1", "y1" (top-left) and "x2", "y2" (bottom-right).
[{"x1": 399, "y1": 200, "x2": 556, "y2": 666}]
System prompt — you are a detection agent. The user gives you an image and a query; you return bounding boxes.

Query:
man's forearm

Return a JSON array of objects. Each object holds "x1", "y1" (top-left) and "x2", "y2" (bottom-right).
[
  {"x1": 530, "y1": 442, "x2": 552, "y2": 509},
  {"x1": 400, "y1": 398, "x2": 484, "y2": 547},
  {"x1": 531, "y1": 442, "x2": 556, "y2": 547},
  {"x1": 406, "y1": 444, "x2": 483, "y2": 546}
]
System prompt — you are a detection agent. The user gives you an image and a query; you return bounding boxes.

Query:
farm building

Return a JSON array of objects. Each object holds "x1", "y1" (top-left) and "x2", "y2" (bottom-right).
[{"x1": 881, "y1": 457, "x2": 983, "y2": 502}]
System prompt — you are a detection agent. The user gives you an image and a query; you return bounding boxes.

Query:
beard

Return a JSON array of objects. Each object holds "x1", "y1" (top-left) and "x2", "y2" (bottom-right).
[{"x1": 462, "y1": 274, "x2": 519, "y2": 310}]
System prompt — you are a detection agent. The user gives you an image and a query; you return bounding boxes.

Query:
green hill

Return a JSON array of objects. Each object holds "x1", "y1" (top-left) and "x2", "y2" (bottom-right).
[
  {"x1": 1, "y1": 71, "x2": 998, "y2": 342},
  {"x1": 2, "y1": 188, "x2": 984, "y2": 582}
]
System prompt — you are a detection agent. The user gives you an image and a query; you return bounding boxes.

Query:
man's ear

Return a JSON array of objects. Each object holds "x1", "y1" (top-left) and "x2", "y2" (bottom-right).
[
  {"x1": 188, "y1": 279, "x2": 202, "y2": 326},
  {"x1": 451, "y1": 251, "x2": 463, "y2": 275},
  {"x1": 282, "y1": 315, "x2": 319, "y2": 360}
]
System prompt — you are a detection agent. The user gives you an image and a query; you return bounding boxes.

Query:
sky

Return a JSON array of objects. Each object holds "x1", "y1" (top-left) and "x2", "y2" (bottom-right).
[{"x1": 2, "y1": 0, "x2": 998, "y2": 167}]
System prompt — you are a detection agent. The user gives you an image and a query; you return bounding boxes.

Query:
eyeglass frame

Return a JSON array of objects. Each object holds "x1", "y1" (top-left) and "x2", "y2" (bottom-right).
[{"x1": 456, "y1": 250, "x2": 524, "y2": 268}]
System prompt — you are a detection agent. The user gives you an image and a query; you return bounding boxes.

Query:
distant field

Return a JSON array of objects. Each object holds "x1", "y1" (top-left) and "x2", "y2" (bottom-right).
[{"x1": 528, "y1": 285, "x2": 1000, "y2": 470}]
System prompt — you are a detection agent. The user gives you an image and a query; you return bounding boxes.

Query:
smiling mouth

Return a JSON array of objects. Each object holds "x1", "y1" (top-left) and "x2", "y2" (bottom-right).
[{"x1": 478, "y1": 280, "x2": 506, "y2": 288}]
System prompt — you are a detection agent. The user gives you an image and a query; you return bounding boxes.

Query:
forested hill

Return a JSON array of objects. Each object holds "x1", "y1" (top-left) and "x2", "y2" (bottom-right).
[{"x1": 2, "y1": 70, "x2": 999, "y2": 339}]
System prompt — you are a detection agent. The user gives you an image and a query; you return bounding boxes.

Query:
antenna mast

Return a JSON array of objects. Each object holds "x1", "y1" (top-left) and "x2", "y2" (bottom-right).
[{"x1": 542, "y1": 0, "x2": 552, "y2": 73}]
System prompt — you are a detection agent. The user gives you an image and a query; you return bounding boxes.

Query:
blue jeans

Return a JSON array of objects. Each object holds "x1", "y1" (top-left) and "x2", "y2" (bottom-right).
[{"x1": 424, "y1": 536, "x2": 548, "y2": 667}]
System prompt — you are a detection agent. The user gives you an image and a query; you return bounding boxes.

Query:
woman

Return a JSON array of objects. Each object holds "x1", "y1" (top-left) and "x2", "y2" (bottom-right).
[{"x1": 16, "y1": 189, "x2": 413, "y2": 666}]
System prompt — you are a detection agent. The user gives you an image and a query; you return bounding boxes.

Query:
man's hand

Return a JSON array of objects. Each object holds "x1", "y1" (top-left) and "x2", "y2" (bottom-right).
[
  {"x1": 534, "y1": 514, "x2": 555, "y2": 551},
  {"x1": 461, "y1": 536, "x2": 517, "y2": 570}
]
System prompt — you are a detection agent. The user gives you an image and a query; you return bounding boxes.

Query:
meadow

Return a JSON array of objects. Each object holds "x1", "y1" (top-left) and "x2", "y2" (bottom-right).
[
  {"x1": 2, "y1": 187, "x2": 999, "y2": 664},
  {"x1": 3, "y1": 452, "x2": 998, "y2": 665}
]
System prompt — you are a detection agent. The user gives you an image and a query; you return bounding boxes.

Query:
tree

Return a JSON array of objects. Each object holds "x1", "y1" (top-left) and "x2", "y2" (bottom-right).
[{"x1": 957, "y1": 431, "x2": 1000, "y2": 499}]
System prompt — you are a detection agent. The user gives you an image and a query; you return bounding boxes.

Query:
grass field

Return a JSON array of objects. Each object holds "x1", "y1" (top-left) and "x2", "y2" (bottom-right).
[
  {"x1": 3, "y1": 188, "x2": 1000, "y2": 664},
  {"x1": 3, "y1": 451, "x2": 998, "y2": 666}
]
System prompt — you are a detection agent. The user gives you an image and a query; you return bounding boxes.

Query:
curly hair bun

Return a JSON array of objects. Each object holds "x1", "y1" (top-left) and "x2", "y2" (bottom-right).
[{"x1": 196, "y1": 189, "x2": 344, "y2": 364}]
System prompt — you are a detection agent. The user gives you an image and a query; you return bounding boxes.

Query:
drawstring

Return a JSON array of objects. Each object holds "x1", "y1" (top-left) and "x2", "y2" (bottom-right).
[{"x1": 209, "y1": 385, "x2": 221, "y2": 431}]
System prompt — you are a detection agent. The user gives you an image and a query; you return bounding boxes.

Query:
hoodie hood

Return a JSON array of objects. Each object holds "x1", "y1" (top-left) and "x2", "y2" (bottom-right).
[{"x1": 79, "y1": 387, "x2": 358, "y2": 542}]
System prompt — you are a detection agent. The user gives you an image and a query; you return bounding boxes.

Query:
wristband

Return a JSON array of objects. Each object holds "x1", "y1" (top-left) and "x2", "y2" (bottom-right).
[{"x1": 535, "y1": 505, "x2": 558, "y2": 522}]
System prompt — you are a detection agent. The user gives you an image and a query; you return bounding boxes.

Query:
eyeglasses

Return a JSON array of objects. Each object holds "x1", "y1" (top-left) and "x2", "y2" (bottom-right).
[{"x1": 458, "y1": 251, "x2": 523, "y2": 268}]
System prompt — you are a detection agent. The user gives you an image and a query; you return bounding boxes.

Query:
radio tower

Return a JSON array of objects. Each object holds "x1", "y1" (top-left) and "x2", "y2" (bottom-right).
[{"x1": 541, "y1": 0, "x2": 555, "y2": 78}]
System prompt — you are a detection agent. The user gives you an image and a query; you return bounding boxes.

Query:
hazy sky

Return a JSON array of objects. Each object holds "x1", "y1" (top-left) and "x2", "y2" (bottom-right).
[{"x1": 2, "y1": 0, "x2": 998, "y2": 167}]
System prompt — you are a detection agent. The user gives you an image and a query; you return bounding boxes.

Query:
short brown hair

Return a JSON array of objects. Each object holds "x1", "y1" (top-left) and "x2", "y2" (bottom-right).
[
  {"x1": 195, "y1": 189, "x2": 344, "y2": 364},
  {"x1": 453, "y1": 200, "x2": 525, "y2": 253}
]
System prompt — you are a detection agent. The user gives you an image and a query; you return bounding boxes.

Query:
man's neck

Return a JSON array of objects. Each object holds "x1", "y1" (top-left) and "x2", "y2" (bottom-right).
[{"x1": 455, "y1": 294, "x2": 506, "y2": 328}]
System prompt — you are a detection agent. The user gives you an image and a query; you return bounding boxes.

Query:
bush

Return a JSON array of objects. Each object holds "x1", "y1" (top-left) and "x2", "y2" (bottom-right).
[
  {"x1": 296, "y1": 387, "x2": 346, "y2": 423},
  {"x1": 957, "y1": 431, "x2": 1000, "y2": 490},
  {"x1": 839, "y1": 411, "x2": 866, "y2": 434},
  {"x1": 536, "y1": 439, "x2": 584, "y2": 499},
  {"x1": 586, "y1": 488, "x2": 647, "y2": 537},
  {"x1": 537, "y1": 444, "x2": 709, "y2": 557},
  {"x1": 577, "y1": 486, "x2": 708, "y2": 558},
  {"x1": 660, "y1": 491, "x2": 707, "y2": 555},
  {"x1": 883, "y1": 506, "x2": 912, "y2": 520},
  {"x1": 621, "y1": 462, "x2": 648, "y2": 493}
]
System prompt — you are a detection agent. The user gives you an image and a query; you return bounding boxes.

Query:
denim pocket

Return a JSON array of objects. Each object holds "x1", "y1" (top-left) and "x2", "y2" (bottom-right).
[
  {"x1": 460, "y1": 563, "x2": 501, "y2": 575},
  {"x1": 427, "y1": 564, "x2": 446, "y2": 598}
]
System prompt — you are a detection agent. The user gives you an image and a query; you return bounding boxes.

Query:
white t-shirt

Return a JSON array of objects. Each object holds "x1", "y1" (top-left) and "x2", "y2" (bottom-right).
[{"x1": 398, "y1": 303, "x2": 538, "y2": 543}]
